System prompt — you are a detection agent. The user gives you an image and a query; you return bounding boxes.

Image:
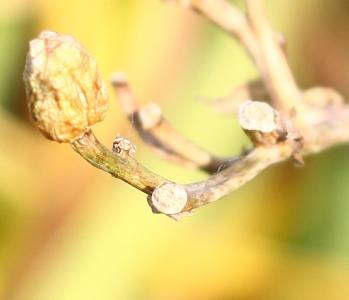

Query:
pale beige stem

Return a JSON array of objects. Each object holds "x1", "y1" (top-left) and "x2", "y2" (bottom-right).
[
  {"x1": 244, "y1": 0, "x2": 304, "y2": 115},
  {"x1": 211, "y1": 79, "x2": 269, "y2": 115}
]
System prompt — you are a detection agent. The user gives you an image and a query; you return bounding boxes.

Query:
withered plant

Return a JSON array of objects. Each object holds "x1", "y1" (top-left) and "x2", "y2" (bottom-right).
[{"x1": 23, "y1": 0, "x2": 349, "y2": 220}]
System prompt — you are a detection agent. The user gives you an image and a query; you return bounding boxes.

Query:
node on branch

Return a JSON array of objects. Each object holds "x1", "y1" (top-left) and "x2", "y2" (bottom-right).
[
  {"x1": 149, "y1": 182, "x2": 188, "y2": 215},
  {"x1": 238, "y1": 100, "x2": 286, "y2": 146}
]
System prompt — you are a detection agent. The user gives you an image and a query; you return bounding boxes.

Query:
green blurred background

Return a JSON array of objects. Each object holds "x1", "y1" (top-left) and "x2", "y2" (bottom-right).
[{"x1": 1, "y1": 0, "x2": 349, "y2": 299}]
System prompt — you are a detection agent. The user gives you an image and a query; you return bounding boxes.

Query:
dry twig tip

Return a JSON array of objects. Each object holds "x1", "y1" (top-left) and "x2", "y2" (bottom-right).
[
  {"x1": 150, "y1": 183, "x2": 188, "y2": 215},
  {"x1": 238, "y1": 100, "x2": 278, "y2": 133}
]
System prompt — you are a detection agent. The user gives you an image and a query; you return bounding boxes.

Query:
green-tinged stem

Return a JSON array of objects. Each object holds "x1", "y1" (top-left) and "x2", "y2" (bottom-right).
[
  {"x1": 71, "y1": 129, "x2": 166, "y2": 194},
  {"x1": 185, "y1": 142, "x2": 295, "y2": 209}
]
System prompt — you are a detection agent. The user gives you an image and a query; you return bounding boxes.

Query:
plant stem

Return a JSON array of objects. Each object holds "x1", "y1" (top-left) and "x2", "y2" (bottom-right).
[{"x1": 71, "y1": 129, "x2": 166, "y2": 194}]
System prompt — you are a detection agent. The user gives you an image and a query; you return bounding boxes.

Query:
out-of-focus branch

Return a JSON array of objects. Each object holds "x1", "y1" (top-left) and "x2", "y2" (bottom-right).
[
  {"x1": 170, "y1": 0, "x2": 260, "y2": 73},
  {"x1": 244, "y1": 0, "x2": 305, "y2": 115},
  {"x1": 24, "y1": 0, "x2": 349, "y2": 221},
  {"x1": 111, "y1": 73, "x2": 225, "y2": 174},
  {"x1": 301, "y1": 104, "x2": 349, "y2": 154},
  {"x1": 211, "y1": 84, "x2": 345, "y2": 117},
  {"x1": 210, "y1": 79, "x2": 269, "y2": 115},
  {"x1": 171, "y1": 0, "x2": 307, "y2": 116}
]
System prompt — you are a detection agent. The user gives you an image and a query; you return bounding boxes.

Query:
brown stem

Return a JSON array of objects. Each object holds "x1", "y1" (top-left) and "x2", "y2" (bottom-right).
[
  {"x1": 211, "y1": 79, "x2": 269, "y2": 115},
  {"x1": 28, "y1": 1, "x2": 349, "y2": 221},
  {"x1": 175, "y1": 0, "x2": 306, "y2": 117},
  {"x1": 184, "y1": 141, "x2": 296, "y2": 209},
  {"x1": 185, "y1": 0, "x2": 260, "y2": 69},
  {"x1": 147, "y1": 101, "x2": 301, "y2": 218},
  {"x1": 244, "y1": 0, "x2": 304, "y2": 114},
  {"x1": 71, "y1": 129, "x2": 166, "y2": 194}
]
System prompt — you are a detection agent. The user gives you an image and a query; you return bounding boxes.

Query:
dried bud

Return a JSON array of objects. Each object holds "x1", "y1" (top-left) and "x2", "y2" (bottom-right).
[
  {"x1": 112, "y1": 136, "x2": 136, "y2": 157},
  {"x1": 138, "y1": 102, "x2": 162, "y2": 130},
  {"x1": 239, "y1": 100, "x2": 287, "y2": 146},
  {"x1": 239, "y1": 100, "x2": 278, "y2": 133},
  {"x1": 23, "y1": 30, "x2": 108, "y2": 143},
  {"x1": 150, "y1": 182, "x2": 188, "y2": 215}
]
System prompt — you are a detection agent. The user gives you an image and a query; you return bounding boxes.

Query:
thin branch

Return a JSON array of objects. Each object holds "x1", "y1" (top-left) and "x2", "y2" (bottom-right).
[
  {"x1": 184, "y1": 141, "x2": 296, "y2": 208},
  {"x1": 66, "y1": 101, "x2": 300, "y2": 220},
  {"x1": 24, "y1": 2, "x2": 349, "y2": 221},
  {"x1": 210, "y1": 79, "x2": 269, "y2": 115},
  {"x1": 106, "y1": 1, "x2": 349, "y2": 219},
  {"x1": 211, "y1": 84, "x2": 345, "y2": 119},
  {"x1": 148, "y1": 100, "x2": 301, "y2": 218},
  {"x1": 72, "y1": 97, "x2": 349, "y2": 220},
  {"x1": 111, "y1": 73, "x2": 225, "y2": 174},
  {"x1": 301, "y1": 105, "x2": 349, "y2": 154},
  {"x1": 244, "y1": 0, "x2": 304, "y2": 115},
  {"x1": 80, "y1": 0, "x2": 349, "y2": 220},
  {"x1": 173, "y1": 0, "x2": 306, "y2": 116},
  {"x1": 177, "y1": 0, "x2": 260, "y2": 70},
  {"x1": 179, "y1": 102, "x2": 349, "y2": 215},
  {"x1": 71, "y1": 129, "x2": 166, "y2": 194}
]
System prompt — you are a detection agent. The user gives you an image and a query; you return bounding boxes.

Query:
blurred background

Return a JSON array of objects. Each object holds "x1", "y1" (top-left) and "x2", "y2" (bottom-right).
[{"x1": 1, "y1": 0, "x2": 349, "y2": 299}]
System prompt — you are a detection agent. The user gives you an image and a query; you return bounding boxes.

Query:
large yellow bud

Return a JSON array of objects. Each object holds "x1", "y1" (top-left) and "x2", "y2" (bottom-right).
[{"x1": 23, "y1": 30, "x2": 108, "y2": 143}]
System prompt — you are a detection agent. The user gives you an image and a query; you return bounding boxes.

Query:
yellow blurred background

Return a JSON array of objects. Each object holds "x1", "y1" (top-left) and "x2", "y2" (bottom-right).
[{"x1": 1, "y1": 0, "x2": 349, "y2": 299}]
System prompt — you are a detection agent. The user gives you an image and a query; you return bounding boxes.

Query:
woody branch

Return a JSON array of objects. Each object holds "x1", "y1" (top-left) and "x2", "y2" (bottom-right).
[
  {"x1": 24, "y1": 0, "x2": 349, "y2": 221},
  {"x1": 114, "y1": 0, "x2": 349, "y2": 217}
]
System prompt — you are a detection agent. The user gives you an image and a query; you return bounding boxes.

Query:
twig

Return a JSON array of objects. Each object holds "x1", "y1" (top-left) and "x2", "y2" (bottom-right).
[
  {"x1": 211, "y1": 83, "x2": 345, "y2": 118},
  {"x1": 111, "y1": 73, "x2": 225, "y2": 174},
  {"x1": 244, "y1": 0, "x2": 304, "y2": 114},
  {"x1": 85, "y1": 0, "x2": 349, "y2": 219},
  {"x1": 210, "y1": 79, "x2": 269, "y2": 115},
  {"x1": 148, "y1": 100, "x2": 301, "y2": 219},
  {"x1": 72, "y1": 129, "x2": 165, "y2": 194},
  {"x1": 24, "y1": 1, "x2": 349, "y2": 221},
  {"x1": 73, "y1": 106, "x2": 300, "y2": 220},
  {"x1": 172, "y1": 0, "x2": 306, "y2": 116}
]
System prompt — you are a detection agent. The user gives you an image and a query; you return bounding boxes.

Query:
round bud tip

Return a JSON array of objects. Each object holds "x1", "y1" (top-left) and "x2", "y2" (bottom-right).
[
  {"x1": 238, "y1": 100, "x2": 278, "y2": 133},
  {"x1": 138, "y1": 102, "x2": 162, "y2": 130},
  {"x1": 112, "y1": 136, "x2": 136, "y2": 157},
  {"x1": 23, "y1": 30, "x2": 109, "y2": 143},
  {"x1": 150, "y1": 182, "x2": 188, "y2": 215},
  {"x1": 110, "y1": 72, "x2": 128, "y2": 87}
]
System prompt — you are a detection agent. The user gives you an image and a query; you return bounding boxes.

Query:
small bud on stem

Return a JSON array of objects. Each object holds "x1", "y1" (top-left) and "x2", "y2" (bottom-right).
[
  {"x1": 149, "y1": 182, "x2": 188, "y2": 215},
  {"x1": 112, "y1": 136, "x2": 136, "y2": 157},
  {"x1": 239, "y1": 100, "x2": 286, "y2": 146}
]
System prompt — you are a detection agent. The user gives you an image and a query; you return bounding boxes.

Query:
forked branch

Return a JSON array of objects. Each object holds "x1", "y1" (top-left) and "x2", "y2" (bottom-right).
[
  {"x1": 23, "y1": 1, "x2": 349, "y2": 220},
  {"x1": 111, "y1": 73, "x2": 225, "y2": 174}
]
